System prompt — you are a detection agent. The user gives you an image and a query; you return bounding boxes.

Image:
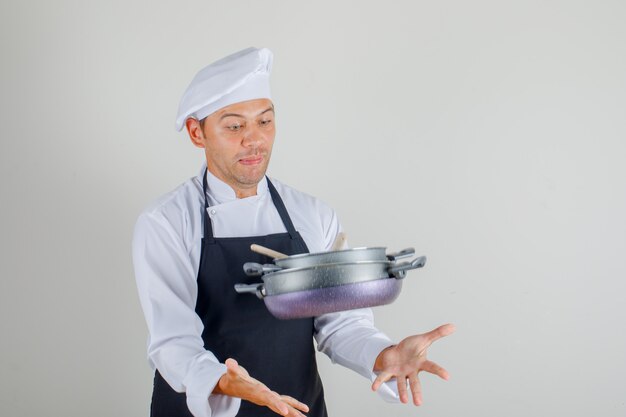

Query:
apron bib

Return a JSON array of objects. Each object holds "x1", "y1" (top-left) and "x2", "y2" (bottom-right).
[{"x1": 150, "y1": 170, "x2": 327, "y2": 417}]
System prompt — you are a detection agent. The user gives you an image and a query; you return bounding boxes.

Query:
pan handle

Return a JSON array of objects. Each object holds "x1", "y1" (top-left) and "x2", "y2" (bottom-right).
[
  {"x1": 243, "y1": 262, "x2": 282, "y2": 277},
  {"x1": 234, "y1": 283, "x2": 266, "y2": 299},
  {"x1": 386, "y1": 247, "x2": 415, "y2": 261},
  {"x1": 388, "y1": 256, "x2": 427, "y2": 279}
]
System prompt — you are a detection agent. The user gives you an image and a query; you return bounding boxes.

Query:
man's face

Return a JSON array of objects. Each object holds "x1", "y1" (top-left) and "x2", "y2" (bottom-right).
[{"x1": 189, "y1": 98, "x2": 276, "y2": 197}]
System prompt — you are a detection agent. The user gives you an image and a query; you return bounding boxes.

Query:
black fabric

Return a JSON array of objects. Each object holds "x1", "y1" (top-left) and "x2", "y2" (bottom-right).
[{"x1": 150, "y1": 172, "x2": 327, "y2": 417}]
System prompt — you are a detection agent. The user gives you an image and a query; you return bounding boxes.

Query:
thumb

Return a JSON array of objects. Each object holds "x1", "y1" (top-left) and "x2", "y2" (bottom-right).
[
  {"x1": 225, "y1": 358, "x2": 251, "y2": 378},
  {"x1": 225, "y1": 358, "x2": 239, "y2": 373}
]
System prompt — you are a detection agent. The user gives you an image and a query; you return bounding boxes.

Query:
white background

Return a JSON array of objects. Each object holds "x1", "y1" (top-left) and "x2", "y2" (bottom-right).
[{"x1": 1, "y1": 1, "x2": 625, "y2": 416}]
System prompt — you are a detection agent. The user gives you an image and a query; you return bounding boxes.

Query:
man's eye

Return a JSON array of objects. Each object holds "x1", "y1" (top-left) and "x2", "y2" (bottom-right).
[
  {"x1": 228, "y1": 123, "x2": 242, "y2": 131},
  {"x1": 260, "y1": 119, "x2": 273, "y2": 126}
]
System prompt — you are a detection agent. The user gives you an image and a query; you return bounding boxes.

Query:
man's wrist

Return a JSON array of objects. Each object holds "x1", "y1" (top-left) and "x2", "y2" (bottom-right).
[
  {"x1": 373, "y1": 344, "x2": 396, "y2": 372},
  {"x1": 212, "y1": 373, "x2": 228, "y2": 395}
]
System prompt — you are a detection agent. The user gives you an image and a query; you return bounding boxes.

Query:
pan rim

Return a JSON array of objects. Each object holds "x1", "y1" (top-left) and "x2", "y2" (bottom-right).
[
  {"x1": 273, "y1": 246, "x2": 387, "y2": 261},
  {"x1": 262, "y1": 259, "x2": 392, "y2": 277}
]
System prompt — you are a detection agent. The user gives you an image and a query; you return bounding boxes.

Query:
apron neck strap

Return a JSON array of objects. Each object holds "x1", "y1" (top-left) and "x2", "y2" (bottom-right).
[
  {"x1": 202, "y1": 168, "x2": 298, "y2": 240},
  {"x1": 266, "y1": 177, "x2": 298, "y2": 240},
  {"x1": 202, "y1": 169, "x2": 215, "y2": 243}
]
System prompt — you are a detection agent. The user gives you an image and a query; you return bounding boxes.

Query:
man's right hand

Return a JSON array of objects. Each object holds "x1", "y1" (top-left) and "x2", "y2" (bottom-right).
[{"x1": 213, "y1": 358, "x2": 310, "y2": 417}]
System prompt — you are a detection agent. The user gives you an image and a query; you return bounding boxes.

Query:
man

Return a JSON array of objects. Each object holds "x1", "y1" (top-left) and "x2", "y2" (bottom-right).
[{"x1": 133, "y1": 47, "x2": 454, "y2": 417}]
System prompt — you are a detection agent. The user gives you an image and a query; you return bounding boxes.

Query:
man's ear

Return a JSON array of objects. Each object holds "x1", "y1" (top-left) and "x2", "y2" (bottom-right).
[{"x1": 186, "y1": 118, "x2": 206, "y2": 149}]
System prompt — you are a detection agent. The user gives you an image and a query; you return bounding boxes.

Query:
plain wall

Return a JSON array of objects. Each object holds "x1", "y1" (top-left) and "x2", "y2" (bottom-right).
[{"x1": 1, "y1": 1, "x2": 625, "y2": 416}]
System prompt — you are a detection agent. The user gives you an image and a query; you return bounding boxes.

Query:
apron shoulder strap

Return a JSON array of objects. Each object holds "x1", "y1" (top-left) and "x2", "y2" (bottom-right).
[
  {"x1": 266, "y1": 177, "x2": 298, "y2": 240},
  {"x1": 201, "y1": 169, "x2": 216, "y2": 243}
]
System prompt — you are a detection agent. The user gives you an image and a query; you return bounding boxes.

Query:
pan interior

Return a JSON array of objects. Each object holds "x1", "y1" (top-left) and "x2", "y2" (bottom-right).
[{"x1": 275, "y1": 246, "x2": 387, "y2": 260}]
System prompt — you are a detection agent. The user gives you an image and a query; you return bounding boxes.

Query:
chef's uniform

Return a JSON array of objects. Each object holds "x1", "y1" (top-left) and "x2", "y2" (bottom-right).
[{"x1": 132, "y1": 165, "x2": 401, "y2": 417}]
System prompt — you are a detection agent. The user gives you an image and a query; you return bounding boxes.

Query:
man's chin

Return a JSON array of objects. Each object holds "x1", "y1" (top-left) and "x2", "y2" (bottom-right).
[
  {"x1": 245, "y1": 161, "x2": 270, "y2": 177},
  {"x1": 235, "y1": 170, "x2": 268, "y2": 187}
]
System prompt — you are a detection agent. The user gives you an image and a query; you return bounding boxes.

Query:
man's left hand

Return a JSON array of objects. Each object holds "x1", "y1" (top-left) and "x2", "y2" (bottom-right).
[{"x1": 371, "y1": 323, "x2": 456, "y2": 405}]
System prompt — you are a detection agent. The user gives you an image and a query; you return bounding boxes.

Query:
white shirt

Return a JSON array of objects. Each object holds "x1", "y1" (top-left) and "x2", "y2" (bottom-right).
[{"x1": 132, "y1": 163, "x2": 400, "y2": 417}]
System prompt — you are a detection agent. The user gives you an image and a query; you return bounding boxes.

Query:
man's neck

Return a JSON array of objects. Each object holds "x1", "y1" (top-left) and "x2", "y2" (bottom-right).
[
  {"x1": 235, "y1": 187, "x2": 258, "y2": 199},
  {"x1": 206, "y1": 166, "x2": 260, "y2": 200}
]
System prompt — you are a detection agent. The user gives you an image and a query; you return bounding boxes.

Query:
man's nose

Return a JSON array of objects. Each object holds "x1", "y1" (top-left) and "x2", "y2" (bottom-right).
[{"x1": 242, "y1": 125, "x2": 264, "y2": 147}]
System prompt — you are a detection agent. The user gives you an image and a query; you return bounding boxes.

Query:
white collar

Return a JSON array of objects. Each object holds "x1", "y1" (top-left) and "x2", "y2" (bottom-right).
[{"x1": 197, "y1": 162, "x2": 269, "y2": 204}]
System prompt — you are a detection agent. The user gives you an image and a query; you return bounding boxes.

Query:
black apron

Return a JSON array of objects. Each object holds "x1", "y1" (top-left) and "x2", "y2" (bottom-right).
[{"x1": 150, "y1": 170, "x2": 327, "y2": 417}]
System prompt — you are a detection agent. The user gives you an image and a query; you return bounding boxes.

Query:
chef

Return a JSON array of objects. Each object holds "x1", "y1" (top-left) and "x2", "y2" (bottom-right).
[{"x1": 132, "y1": 47, "x2": 455, "y2": 417}]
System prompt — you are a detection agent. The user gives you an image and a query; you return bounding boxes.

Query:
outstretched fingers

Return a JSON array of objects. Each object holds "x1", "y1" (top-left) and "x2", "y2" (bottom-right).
[
  {"x1": 280, "y1": 395, "x2": 310, "y2": 413},
  {"x1": 371, "y1": 371, "x2": 393, "y2": 392},
  {"x1": 423, "y1": 323, "x2": 456, "y2": 346},
  {"x1": 221, "y1": 358, "x2": 308, "y2": 416},
  {"x1": 394, "y1": 375, "x2": 408, "y2": 404},
  {"x1": 370, "y1": 325, "x2": 454, "y2": 407},
  {"x1": 263, "y1": 390, "x2": 290, "y2": 416},
  {"x1": 408, "y1": 373, "x2": 422, "y2": 406},
  {"x1": 373, "y1": 373, "x2": 424, "y2": 406},
  {"x1": 421, "y1": 360, "x2": 450, "y2": 380}
]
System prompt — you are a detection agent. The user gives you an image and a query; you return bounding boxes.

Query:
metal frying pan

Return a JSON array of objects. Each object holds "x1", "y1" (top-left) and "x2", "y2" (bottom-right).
[
  {"x1": 236, "y1": 279, "x2": 405, "y2": 320},
  {"x1": 250, "y1": 244, "x2": 416, "y2": 269},
  {"x1": 234, "y1": 256, "x2": 426, "y2": 319}
]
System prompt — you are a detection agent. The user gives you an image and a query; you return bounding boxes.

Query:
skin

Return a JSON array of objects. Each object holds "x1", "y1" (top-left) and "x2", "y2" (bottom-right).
[
  {"x1": 185, "y1": 99, "x2": 456, "y2": 414},
  {"x1": 186, "y1": 98, "x2": 276, "y2": 199},
  {"x1": 372, "y1": 323, "x2": 456, "y2": 406},
  {"x1": 213, "y1": 359, "x2": 309, "y2": 417}
]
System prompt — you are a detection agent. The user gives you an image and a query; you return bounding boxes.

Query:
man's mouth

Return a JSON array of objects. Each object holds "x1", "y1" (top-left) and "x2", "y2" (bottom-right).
[{"x1": 238, "y1": 155, "x2": 264, "y2": 165}]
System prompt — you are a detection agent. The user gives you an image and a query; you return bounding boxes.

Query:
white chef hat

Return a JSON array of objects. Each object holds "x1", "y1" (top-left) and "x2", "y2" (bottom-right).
[{"x1": 175, "y1": 47, "x2": 273, "y2": 131}]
